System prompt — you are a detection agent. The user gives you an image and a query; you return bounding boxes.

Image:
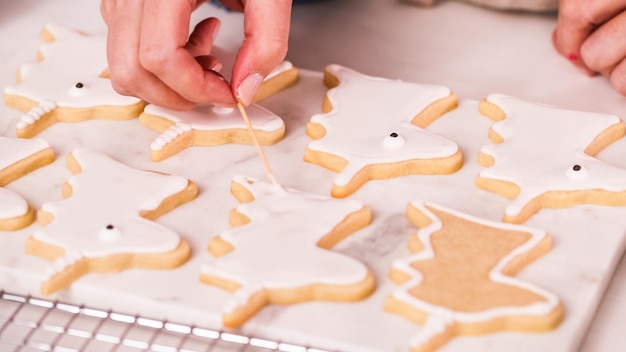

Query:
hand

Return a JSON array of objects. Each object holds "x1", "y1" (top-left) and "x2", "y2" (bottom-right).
[
  {"x1": 552, "y1": 0, "x2": 626, "y2": 95},
  {"x1": 101, "y1": 0, "x2": 292, "y2": 109}
]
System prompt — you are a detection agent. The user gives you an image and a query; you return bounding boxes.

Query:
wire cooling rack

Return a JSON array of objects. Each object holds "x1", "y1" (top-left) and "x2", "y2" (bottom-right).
[{"x1": 0, "y1": 290, "x2": 330, "y2": 352}]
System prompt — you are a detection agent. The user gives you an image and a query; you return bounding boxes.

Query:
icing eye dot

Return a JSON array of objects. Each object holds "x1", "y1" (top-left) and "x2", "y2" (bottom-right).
[
  {"x1": 99, "y1": 224, "x2": 121, "y2": 241},
  {"x1": 382, "y1": 132, "x2": 405, "y2": 149},
  {"x1": 69, "y1": 82, "x2": 88, "y2": 96},
  {"x1": 566, "y1": 164, "x2": 588, "y2": 180}
]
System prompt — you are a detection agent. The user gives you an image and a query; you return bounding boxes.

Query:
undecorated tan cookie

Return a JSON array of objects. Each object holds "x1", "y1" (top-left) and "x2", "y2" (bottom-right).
[
  {"x1": 386, "y1": 201, "x2": 563, "y2": 352},
  {"x1": 139, "y1": 104, "x2": 285, "y2": 162},
  {"x1": 200, "y1": 175, "x2": 375, "y2": 328},
  {"x1": 305, "y1": 64, "x2": 462, "y2": 198},
  {"x1": 25, "y1": 149, "x2": 197, "y2": 295},
  {"x1": 0, "y1": 137, "x2": 55, "y2": 231},
  {"x1": 3, "y1": 23, "x2": 145, "y2": 138},
  {"x1": 477, "y1": 94, "x2": 626, "y2": 224}
]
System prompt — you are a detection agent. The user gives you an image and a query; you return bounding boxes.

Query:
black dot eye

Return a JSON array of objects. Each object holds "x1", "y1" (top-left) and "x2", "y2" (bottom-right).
[
  {"x1": 572, "y1": 165, "x2": 582, "y2": 171},
  {"x1": 75, "y1": 82, "x2": 84, "y2": 88},
  {"x1": 106, "y1": 224, "x2": 114, "y2": 230},
  {"x1": 390, "y1": 132, "x2": 398, "y2": 138}
]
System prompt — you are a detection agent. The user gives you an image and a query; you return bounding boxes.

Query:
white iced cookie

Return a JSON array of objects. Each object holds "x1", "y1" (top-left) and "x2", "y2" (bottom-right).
[
  {"x1": 139, "y1": 103, "x2": 285, "y2": 162},
  {"x1": 3, "y1": 23, "x2": 145, "y2": 138},
  {"x1": 25, "y1": 149, "x2": 197, "y2": 295},
  {"x1": 305, "y1": 64, "x2": 462, "y2": 198},
  {"x1": 0, "y1": 137, "x2": 55, "y2": 231},
  {"x1": 477, "y1": 94, "x2": 626, "y2": 223},
  {"x1": 200, "y1": 175, "x2": 375, "y2": 328}
]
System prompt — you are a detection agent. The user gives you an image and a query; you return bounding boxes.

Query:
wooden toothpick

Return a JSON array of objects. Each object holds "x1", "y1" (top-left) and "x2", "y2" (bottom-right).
[{"x1": 237, "y1": 102, "x2": 280, "y2": 186}]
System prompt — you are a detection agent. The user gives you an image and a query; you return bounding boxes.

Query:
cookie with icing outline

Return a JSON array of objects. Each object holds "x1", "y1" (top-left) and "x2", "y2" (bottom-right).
[
  {"x1": 25, "y1": 149, "x2": 197, "y2": 295},
  {"x1": 305, "y1": 64, "x2": 462, "y2": 198},
  {"x1": 0, "y1": 137, "x2": 55, "y2": 231},
  {"x1": 3, "y1": 23, "x2": 146, "y2": 138},
  {"x1": 385, "y1": 201, "x2": 563, "y2": 352},
  {"x1": 200, "y1": 175, "x2": 375, "y2": 328},
  {"x1": 477, "y1": 94, "x2": 626, "y2": 223}
]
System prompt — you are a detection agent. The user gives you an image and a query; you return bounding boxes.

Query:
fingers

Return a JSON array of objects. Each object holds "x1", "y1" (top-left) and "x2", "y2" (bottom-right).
[
  {"x1": 139, "y1": 0, "x2": 235, "y2": 106},
  {"x1": 553, "y1": 0, "x2": 626, "y2": 75},
  {"x1": 231, "y1": 0, "x2": 292, "y2": 105},
  {"x1": 581, "y1": 11, "x2": 626, "y2": 75},
  {"x1": 580, "y1": 11, "x2": 626, "y2": 94},
  {"x1": 608, "y1": 60, "x2": 626, "y2": 95},
  {"x1": 553, "y1": 0, "x2": 595, "y2": 75},
  {"x1": 186, "y1": 17, "x2": 221, "y2": 57}
]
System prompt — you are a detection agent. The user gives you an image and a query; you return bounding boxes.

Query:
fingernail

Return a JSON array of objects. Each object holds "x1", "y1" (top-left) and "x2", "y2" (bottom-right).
[
  {"x1": 237, "y1": 72, "x2": 263, "y2": 105},
  {"x1": 212, "y1": 20, "x2": 221, "y2": 41},
  {"x1": 211, "y1": 61, "x2": 223, "y2": 72}
]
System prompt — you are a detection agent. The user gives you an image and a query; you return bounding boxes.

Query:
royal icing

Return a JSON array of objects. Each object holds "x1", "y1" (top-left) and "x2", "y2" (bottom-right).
[
  {"x1": 32, "y1": 149, "x2": 191, "y2": 280},
  {"x1": 390, "y1": 201, "x2": 561, "y2": 351},
  {"x1": 478, "y1": 94, "x2": 626, "y2": 223},
  {"x1": 142, "y1": 103, "x2": 284, "y2": 152},
  {"x1": 3, "y1": 23, "x2": 143, "y2": 136},
  {"x1": 306, "y1": 64, "x2": 460, "y2": 191},
  {"x1": 201, "y1": 175, "x2": 372, "y2": 322},
  {"x1": 0, "y1": 137, "x2": 53, "y2": 223}
]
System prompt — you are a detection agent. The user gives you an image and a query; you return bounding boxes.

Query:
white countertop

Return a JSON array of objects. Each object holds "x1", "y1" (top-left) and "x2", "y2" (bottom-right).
[{"x1": 0, "y1": 0, "x2": 625, "y2": 351}]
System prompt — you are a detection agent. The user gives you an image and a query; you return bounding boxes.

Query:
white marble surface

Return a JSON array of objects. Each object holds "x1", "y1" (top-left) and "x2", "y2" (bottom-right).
[{"x1": 0, "y1": 0, "x2": 625, "y2": 351}]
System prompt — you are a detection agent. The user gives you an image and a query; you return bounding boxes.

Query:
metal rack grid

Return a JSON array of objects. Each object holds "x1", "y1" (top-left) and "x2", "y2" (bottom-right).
[{"x1": 0, "y1": 291, "x2": 329, "y2": 352}]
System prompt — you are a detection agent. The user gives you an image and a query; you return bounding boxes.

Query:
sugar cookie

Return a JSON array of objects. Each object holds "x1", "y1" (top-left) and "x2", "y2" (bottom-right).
[
  {"x1": 3, "y1": 23, "x2": 145, "y2": 138},
  {"x1": 305, "y1": 64, "x2": 462, "y2": 198},
  {"x1": 0, "y1": 137, "x2": 55, "y2": 231},
  {"x1": 25, "y1": 149, "x2": 197, "y2": 295},
  {"x1": 200, "y1": 175, "x2": 375, "y2": 328},
  {"x1": 477, "y1": 94, "x2": 626, "y2": 223},
  {"x1": 139, "y1": 104, "x2": 285, "y2": 162}
]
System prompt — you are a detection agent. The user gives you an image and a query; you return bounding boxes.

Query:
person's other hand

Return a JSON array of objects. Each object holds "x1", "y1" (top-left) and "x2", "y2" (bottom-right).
[{"x1": 553, "y1": 0, "x2": 626, "y2": 95}]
